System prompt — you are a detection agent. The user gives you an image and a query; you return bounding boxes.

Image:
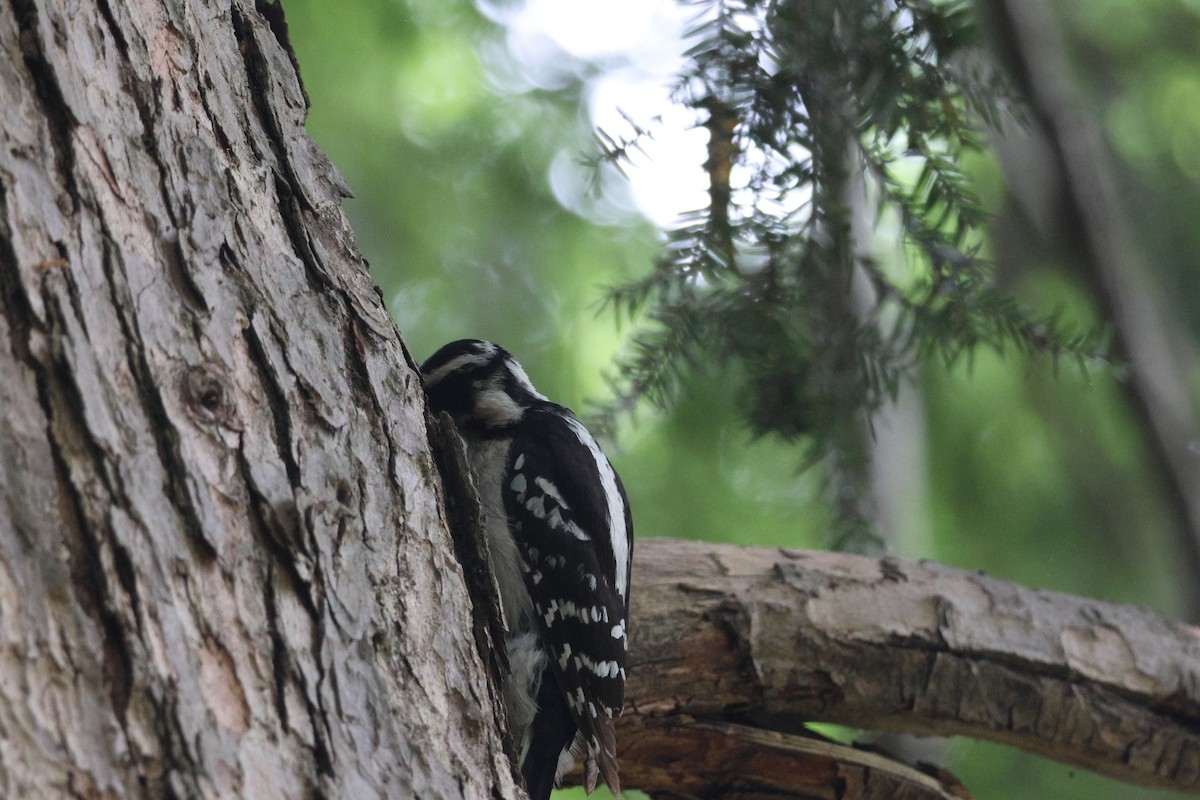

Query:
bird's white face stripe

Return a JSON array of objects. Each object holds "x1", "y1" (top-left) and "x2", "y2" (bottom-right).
[
  {"x1": 422, "y1": 344, "x2": 498, "y2": 387},
  {"x1": 564, "y1": 417, "x2": 629, "y2": 600},
  {"x1": 473, "y1": 373, "x2": 525, "y2": 424},
  {"x1": 504, "y1": 356, "x2": 547, "y2": 400}
]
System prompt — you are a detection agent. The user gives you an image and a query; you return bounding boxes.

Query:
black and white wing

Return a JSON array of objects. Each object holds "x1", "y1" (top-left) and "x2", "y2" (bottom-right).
[{"x1": 503, "y1": 407, "x2": 633, "y2": 795}]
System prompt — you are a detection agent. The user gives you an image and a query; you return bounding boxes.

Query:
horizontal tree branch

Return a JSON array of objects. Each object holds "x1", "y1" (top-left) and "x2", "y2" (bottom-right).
[
  {"x1": 615, "y1": 539, "x2": 1200, "y2": 795},
  {"x1": 615, "y1": 716, "x2": 974, "y2": 800}
]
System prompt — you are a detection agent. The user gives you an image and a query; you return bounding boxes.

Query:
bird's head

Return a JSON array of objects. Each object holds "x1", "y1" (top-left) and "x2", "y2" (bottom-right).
[{"x1": 421, "y1": 339, "x2": 546, "y2": 432}]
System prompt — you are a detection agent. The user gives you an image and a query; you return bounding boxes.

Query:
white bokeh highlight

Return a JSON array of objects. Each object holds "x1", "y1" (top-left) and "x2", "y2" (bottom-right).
[{"x1": 483, "y1": 0, "x2": 711, "y2": 227}]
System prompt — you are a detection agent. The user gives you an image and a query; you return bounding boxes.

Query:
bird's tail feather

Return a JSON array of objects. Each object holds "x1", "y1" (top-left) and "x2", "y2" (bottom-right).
[
  {"x1": 521, "y1": 670, "x2": 577, "y2": 800},
  {"x1": 590, "y1": 717, "x2": 620, "y2": 797}
]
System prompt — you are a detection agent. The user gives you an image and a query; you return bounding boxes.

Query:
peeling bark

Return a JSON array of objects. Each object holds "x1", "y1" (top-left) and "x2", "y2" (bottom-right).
[
  {"x1": 614, "y1": 539, "x2": 1200, "y2": 795},
  {"x1": 0, "y1": 1, "x2": 516, "y2": 797}
]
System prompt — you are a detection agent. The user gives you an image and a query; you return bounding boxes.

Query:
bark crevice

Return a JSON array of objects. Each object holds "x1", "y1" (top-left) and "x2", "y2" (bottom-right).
[{"x1": 10, "y1": 0, "x2": 78, "y2": 212}]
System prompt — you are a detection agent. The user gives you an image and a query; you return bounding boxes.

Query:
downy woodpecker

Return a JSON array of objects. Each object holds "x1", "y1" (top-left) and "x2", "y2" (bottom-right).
[{"x1": 421, "y1": 340, "x2": 632, "y2": 799}]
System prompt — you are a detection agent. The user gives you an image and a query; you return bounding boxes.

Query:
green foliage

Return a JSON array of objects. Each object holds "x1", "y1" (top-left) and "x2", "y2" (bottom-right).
[
  {"x1": 594, "y1": 0, "x2": 1108, "y2": 547},
  {"x1": 283, "y1": 0, "x2": 657, "y2": 388}
]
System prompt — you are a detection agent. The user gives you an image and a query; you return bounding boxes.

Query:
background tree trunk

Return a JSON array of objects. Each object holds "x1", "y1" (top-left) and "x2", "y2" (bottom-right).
[
  {"x1": 0, "y1": 0, "x2": 518, "y2": 796},
  {"x1": 980, "y1": 0, "x2": 1200, "y2": 620}
]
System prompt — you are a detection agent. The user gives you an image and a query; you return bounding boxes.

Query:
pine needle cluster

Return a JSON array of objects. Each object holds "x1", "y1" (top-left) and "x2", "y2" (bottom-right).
[{"x1": 592, "y1": 0, "x2": 1108, "y2": 546}]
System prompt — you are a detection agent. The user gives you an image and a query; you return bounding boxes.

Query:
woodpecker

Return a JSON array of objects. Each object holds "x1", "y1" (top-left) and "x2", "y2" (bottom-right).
[{"x1": 421, "y1": 339, "x2": 633, "y2": 799}]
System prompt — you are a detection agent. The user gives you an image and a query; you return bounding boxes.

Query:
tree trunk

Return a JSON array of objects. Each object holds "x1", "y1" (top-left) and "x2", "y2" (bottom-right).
[{"x1": 0, "y1": 0, "x2": 517, "y2": 796}]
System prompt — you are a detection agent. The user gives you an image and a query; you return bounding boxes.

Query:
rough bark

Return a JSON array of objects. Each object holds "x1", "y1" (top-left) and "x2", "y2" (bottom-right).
[
  {"x1": 613, "y1": 539, "x2": 1200, "y2": 796},
  {"x1": 0, "y1": 0, "x2": 517, "y2": 797}
]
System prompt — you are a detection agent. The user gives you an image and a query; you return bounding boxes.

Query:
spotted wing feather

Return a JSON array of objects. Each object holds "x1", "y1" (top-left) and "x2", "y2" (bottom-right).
[{"x1": 503, "y1": 408, "x2": 631, "y2": 795}]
